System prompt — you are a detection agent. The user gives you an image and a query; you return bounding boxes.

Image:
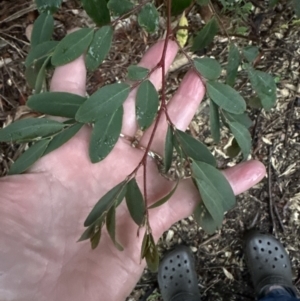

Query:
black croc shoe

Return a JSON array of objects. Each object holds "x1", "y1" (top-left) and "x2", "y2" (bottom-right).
[
  {"x1": 158, "y1": 245, "x2": 201, "y2": 301},
  {"x1": 244, "y1": 230, "x2": 297, "y2": 297}
]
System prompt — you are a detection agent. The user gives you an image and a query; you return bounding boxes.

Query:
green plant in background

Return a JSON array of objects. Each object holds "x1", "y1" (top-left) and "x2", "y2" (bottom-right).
[{"x1": 0, "y1": 0, "x2": 299, "y2": 271}]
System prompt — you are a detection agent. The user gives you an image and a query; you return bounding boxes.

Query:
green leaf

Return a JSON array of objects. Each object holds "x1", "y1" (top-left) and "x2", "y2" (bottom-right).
[
  {"x1": 223, "y1": 111, "x2": 252, "y2": 129},
  {"x1": 136, "y1": 80, "x2": 159, "y2": 130},
  {"x1": 107, "y1": 0, "x2": 134, "y2": 15},
  {"x1": 31, "y1": 13, "x2": 54, "y2": 48},
  {"x1": 141, "y1": 231, "x2": 149, "y2": 258},
  {"x1": 25, "y1": 41, "x2": 58, "y2": 68},
  {"x1": 226, "y1": 43, "x2": 240, "y2": 86},
  {"x1": 191, "y1": 161, "x2": 236, "y2": 222},
  {"x1": 209, "y1": 101, "x2": 220, "y2": 143},
  {"x1": 89, "y1": 106, "x2": 123, "y2": 163},
  {"x1": 242, "y1": 46, "x2": 259, "y2": 63},
  {"x1": 171, "y1": 0, "x2": 193, "y2": 15},
  {"x1": 27, "y1": 92, "x2": 86, "y2": 118},
  {"x1": 85, "y1": 26, "x2": 113, "y2": 71},
  {"x1": 127, "y1": 65, "x2": 149, "y2": 81},
  {"x1": 75, "y1": 83, "x2": 130, "y2": 123},
  {"x1": 163, "y1": 125, "x2": 173, "y2": 173},
  {"x1": 137, "y1": 3, "x2": 159, "y2": 33},
  {"x1": 246, "y1": 67, "x2": 276, "y2": 111},
  {"x1": 226, "y1": 138, "x2": 240, "y2": 158},
  {"x1": 269, "y1": 0, "x2": 279, "y2": 8},
  {"x1": 148, "y1": 180, "x2": 179, "y2": 209},
  {"x1": 194, "y1": 202, "x2": 218, "y2": 234},
  {"x1": 106, "y1": 205, "x2": 124, "y2": 251},
  {"x1": 248, "y1": 96, "x2": 263, "y2": 109},
  {"x1": 77, "y1": 214, "x2": 105, "y2": 242},
  {"x1": 206, "y1": 81, "x2": 246, "y2": 114},
  {"x1": 81, "y1": 0, "x2": 110, "y2": 26},
  {"x1": 84, "y1": 181, "x2": 127, "y2": 227},
  {"x1": 91, "y1": 228, "x2": 101, "y2": 249},
  {"x1": 193, "y1": 58, "x2": 221, "y2": 80},
  {"x1": 35, "y1": 0, "x2": 62, "y2": 13},
  {"x1": 227, "y1": 121, "x2": 251, "y2": 159},
  {"x1": 51, "y1": 28, "x2": 94, "y2": 66},
  {"x1": 196, "y1": 0, "x2": 209, "y2": 5},
  {"x1": 8, "y1": 139, "x2": 50, "y2": 175},
  {"x1": 143, "y1": 233, "x2": 159, "y2": 272},
  {"x1": 125, "y1": 178, "x2": 145, "y2": 226},
  {"x1": 292, "y1": 0, "x2": 300, "y2": 17},
  {"x1": 0, "y1": 118, "x2": 65, "y2": 142},
  {"x1": 192, "y1": 18, "x2": 218, "y2": 52},
  {"x1": 176, "y1": 130, "x2": 216, "y2": 166},
  {"x1": 43, "y1": 123, "x2": 83, "y2": 156},
  {"x1": 34, "y1": 55, "x2": 50, "y2": 93}
]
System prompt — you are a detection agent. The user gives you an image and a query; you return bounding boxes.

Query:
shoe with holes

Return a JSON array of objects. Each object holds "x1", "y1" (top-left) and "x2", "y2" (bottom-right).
[
  {"x1": 244, "y1": 229, "x2": 298, "y2": 298},
  {"x1": 158, "y1": 245, "x2": 201, "y2": 301}
]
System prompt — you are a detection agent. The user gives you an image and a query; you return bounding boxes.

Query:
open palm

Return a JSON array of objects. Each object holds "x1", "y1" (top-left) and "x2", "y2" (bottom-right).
[{"x1": 0, "y1": 40, "x2": 265, "y2": 301}]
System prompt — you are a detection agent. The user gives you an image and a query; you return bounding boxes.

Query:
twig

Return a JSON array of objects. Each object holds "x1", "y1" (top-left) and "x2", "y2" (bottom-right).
[
  {"x1": 199, "y1": 233, "x2": 220, "y2": 247},
  {"x1": 0, "y1": 3, "x2": 36, "y2": 24},
  {"x1": 273, "y1": 204, "x2": 285, "y2": 232},
  {"x1": 268, "y1": 146, "x2": 277, "y2": 237},
  {"x1": 284, "y1": 98, "x2": 295, "y2": 147}
]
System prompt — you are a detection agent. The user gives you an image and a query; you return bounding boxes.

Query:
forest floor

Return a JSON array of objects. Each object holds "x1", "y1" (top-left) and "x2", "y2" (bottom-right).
[{"x1": 0, "y1": 1, "x2": 299, "y2": 300}]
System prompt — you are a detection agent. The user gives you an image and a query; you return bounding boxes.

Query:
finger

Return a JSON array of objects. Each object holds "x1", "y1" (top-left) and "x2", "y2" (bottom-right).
[
  {"x1": 139, "y1": 71, "x2": 205, "y2": 155},
  {"x1": 122, "y1": 40, "x2": 178, "y2": 136},
  {"x1": 150, "y1": 160, "x2": 266, "y2": 239},
  {"x1": 50, "y1": 55, "x2": 86, "y2": 96}
]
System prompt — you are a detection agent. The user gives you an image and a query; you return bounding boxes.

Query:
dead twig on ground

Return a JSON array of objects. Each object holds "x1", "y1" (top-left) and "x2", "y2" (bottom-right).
[{"x1": 268, "y1": 146, "x2": 277, "y2": 237}]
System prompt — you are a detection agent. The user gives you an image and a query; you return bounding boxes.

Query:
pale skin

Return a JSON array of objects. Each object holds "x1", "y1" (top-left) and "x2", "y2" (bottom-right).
[{"x1": 0, "y1": 40, "x2": 266, "y2": 301}]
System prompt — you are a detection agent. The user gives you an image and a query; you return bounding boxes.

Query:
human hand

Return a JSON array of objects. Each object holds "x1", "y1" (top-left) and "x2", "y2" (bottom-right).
[{"x1": 0, "y1": 40, "x2": 265, "y2": 301}]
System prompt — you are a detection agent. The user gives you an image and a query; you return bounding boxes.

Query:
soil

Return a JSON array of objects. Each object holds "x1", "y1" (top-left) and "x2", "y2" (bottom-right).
[{"x1": 0, "y1": 1, "x2": 299, "y2": 301}]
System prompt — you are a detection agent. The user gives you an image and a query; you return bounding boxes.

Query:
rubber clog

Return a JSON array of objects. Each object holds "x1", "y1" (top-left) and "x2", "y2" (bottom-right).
[{"x1": 158, "y1": 245, "x2": 201, "y2": 301}]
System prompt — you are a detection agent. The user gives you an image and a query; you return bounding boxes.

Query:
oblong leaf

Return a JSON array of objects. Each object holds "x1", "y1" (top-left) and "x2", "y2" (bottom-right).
[
  {"x1": 137, "y1": 3, "x2": 159, "y2": 33},
  {"x1": 144, "y1": 233, "x2": 159, "y2": 272},
  {"x1": 89, "y1": 106, "x2": 123, "y2": 163},
  {"x1": 127, "y1": 65, "x2": 149, "y2": 81},
  {"x1": 163, "y1": 125, "x2": 173, "y2": 173},
  {"x1": 228, "y1": 121, "x2": 251, "y2": 160},
  {"x1": 206, "y1": 81, "x2": 246, "y2": 114},
  {"x1": 243, "y1": 46, "x2": 259, "y2": 63},
  {"x1": 106, "y1": 205, "x2": 124, "y2": 251},
  {"x1": 148, "y1": 180, "x2": 179, "y2": 209},
  {"x1": 176, "y1": 130, "x2": 216, "y2": 166},
  {"x1": 226, "y1": 138, "x2": 241, "y2": 158},
  {"x1": 27, "y1": 92, "x2": 86, "y2": 118},
  {"x1": 226, "y1": 43, "x2": 240, "y2": 86},
  {"x1": 91, "y1": 229, "x2": 101, "y2": 249},
  {"x1": 223, "y1": 111, "x2": 252, "y2": 129},
  {"x1": 31, "y1": 13, "x2": 54, "y2": 48},
  {"x1": 81, "y1": 0, "x2": 110, "y2": 26},
  {"x1": 125, "y1": 178, "x2": 145, "y2": 226},
  {"x1": 209, "y1": 101, "x2": 220, "y2": 143},
  {"x1": 8, "y1": 139, "x2": 50, "y2": 175},
  {"x1": 246, "y1": 67, "x2": 276, "y2": 111},
  {"x1": 107, "y1": 0, "x2": 134, "y2": 16},
  {"x1": 43, "y1": 123, "x2": 83, "y2": 156},
  {"x1": 192, "y1": 160, "x2": 236, "y2": 214},
  {"x1": 171, "y1": 0, "x2": 193, "y2": 15},
  {"x1": 51, "y1": 28, "x2": 94, "y2": 66},
  {"x1": 192, "y1": 18, "x2": 218, "y2": 51},
  {"x1": 84, "y1": 181, "x2": 127, "y2": 227},
  {"x1": 194, "y1": 202, "x2": 218, "y2": 234},
  {"x1": 76, "y1": 83, "x2": 130, "y2": 123},
  {"x1": 85, "y1": 26, "x2": 113, "y2": 71},
  {"x1": 194, "y1": 58, "x2": 221, "y2": 80},
  {"x1": 136, "y1": 80, "x2": 159, "y2": 130},
  {"x1": 35, "y1": 0, "x2": 62, "y2": 13},
  {"x1": 0, "y1": 118, "x2": 65, "y2": 142},
  {"x1": 78, "y1": 214, "x2": 105, "y2": 242},
  {"x1": 26, "y1": 41, "x2": 58, "y2": 68},
  {"x1": 34, "y1": 55, "x2": 50, "y2": 93}
]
